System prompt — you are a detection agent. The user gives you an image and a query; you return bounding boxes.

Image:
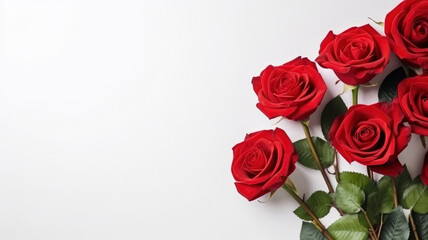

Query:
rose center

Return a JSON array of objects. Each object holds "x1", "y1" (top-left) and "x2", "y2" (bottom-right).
[
  {"x1": 243, "y1": 149, "x2": 266, "y2": 176},
  {"x1": 352, "y1": 121, "x2": 385, "y2": 150},
  {"x1": 273, "y1": 72, "x2": 305, "y2": 99},
  {"x1": 343, "y1": 39, "x2": 371, "y2": 60},
  {"x1": 356, "y1": 126, "x2": 375, "y2": 141},
  {"x1": 411, "y1": 18, "x2": 428, "y2": 47}
]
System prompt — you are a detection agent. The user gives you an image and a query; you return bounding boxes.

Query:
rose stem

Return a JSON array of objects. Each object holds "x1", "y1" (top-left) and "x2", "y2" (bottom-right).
[
  {"x1": 376, "y1": 214, "x2": 383, "y2": 239},
  {"x1": 391, "y1": 179, "x2": 398, "y2": 208},
  {"x1": 409, "y1": 211, "x2": 420, "y2": 240},
  {"x1": 351, "y1": 85, "x2": 359, "y2": 105},
  {"x1": 333, "y1": 151, "x2": 340, "y2": 182},
  {"x1": 360, "y1": 208, "x2": 379, "y2": 240},
  {"x1": 282, "y1": 184, "x2": 335, "y2": 240},
  {"x1": 332, "y1": 152, "x2": 345, "y2": 216},
  {"x1": 367, "y1": 167, "x2": 374, "y2": 181},
  {"x1": 301, "y1": 122, "x2": 334, "y2": 193}
]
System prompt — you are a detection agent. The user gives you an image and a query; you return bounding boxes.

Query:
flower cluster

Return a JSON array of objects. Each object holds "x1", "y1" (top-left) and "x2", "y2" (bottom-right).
[{"x1": 231, "y1": 0, "x2": 428, "y2": 239}]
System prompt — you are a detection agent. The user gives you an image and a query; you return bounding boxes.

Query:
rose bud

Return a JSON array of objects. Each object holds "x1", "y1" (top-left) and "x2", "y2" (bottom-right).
[
  {"x1": 316, "y1": 24, "x2": 390, "y2": 85},
  {"x1": 329, "y1": 102, "x2": 411, "y2": 177},
  {"x1": 252, "y1": 57, "x2": 327, "y2": 121},
  {"x1": 231, "y1": 128, "x2": 298, "y2": 201}
]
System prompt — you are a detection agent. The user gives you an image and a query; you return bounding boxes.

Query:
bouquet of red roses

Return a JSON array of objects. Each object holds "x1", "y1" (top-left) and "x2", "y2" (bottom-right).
[{"x1": 231, "y1": 0, "x2": 428, "y2": 239}]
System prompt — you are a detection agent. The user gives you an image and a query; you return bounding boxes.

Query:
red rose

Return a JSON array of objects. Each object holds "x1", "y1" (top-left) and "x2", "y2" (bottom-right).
[
  {"x1": 329, "y1": 103, "x2": 411, "y2": 177},
  {"x1": 316, "y1": 24, "x2": 390, "y2": 85},
  {"x1": 422, "y1": 151, "x2": 428, "y2": 186},
  {"x1": 231, "y1": 128, "x2": 298, "y2": 201},
  {"x1": 252, "y1": 57, "x2": 326, "y2": 121},
  {"x1": 397, "y1": 75, "x2": 428, "y2": 135},
  {"x1": 385, "y1": 0, "x2": 428, "y2": 70}
]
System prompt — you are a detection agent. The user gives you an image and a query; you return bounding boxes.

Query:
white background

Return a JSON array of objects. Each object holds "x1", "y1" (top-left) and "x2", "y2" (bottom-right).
[{"x1": 0, "y1": 0, "x2": 424, "y2": 239}]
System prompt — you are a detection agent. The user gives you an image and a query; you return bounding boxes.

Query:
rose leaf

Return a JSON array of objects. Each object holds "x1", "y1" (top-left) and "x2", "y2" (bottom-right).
[
  {"x1": 334, "y1": 182, "x2": 365, "y2": 214},
  {"x1": 378, "y1": 176, "x2": 395, "y2": 214},
  {"x1": 293, "y1": 191, "x2": 332, "y2": 221},
  {"x1": 365, "y1": 191, "x2": 381, "y2": 226},
  {"x1": 378, "y1": 67, "x2": 407, "y2": 102},
  {"x1": 320, "y1": 95, "x2": 347, "y2": 141},
  {"x1": 379, "y1": 206, "x2": 409, "y2": 240},
  {"x1": 402, "y1": 178, "x2": 428, "y2": 214},
  {"x1": 327, "y1": 214, "x2": 368, "y2": 240},
  {"x1": 293, "y1": 137, "x2": 334, "y2": 170},
  {"x1": 300, "y1": 222, "x2": 327, "y2": 240},
  {"x1": 394, "y1": 165, "x2": 412, "y2": 206},
  {"x1": 409, "y1": 211, "x2": 428, "y2": 240},
  {"x1": 339, "y1": 171, "x2": 377, "y2": 195}
]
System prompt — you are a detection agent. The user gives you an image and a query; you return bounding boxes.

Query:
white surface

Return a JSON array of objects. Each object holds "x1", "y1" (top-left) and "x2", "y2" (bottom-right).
[{"x1": 0, "y1": 0, "x2": 422, "y2": 239}]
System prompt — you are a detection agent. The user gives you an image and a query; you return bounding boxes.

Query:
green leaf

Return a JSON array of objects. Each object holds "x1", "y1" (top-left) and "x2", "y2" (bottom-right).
[
  {"x1": 378, "y1": 176, "x2": 395, "y2": 214},
  {"x1": 294, "y1": 191, "x2": 332, "y2": 221},
  {"x1": 299, "y1": 222, "x2": 327, "y2": 240},
  {"x1": 357, "y1": 211, "x2": 370, "y2": 229},
  {"x1": 320, "y1": 95, "x2": 348, "y2": 141},
  {"x1": 402, "y1": 178, "x2": 428, "y2": 214},
  {"x1": 327, "y1": 214, "x2": 368, "y2": 240},
  {"x1": 339, "y1": 171, "x2": 377, "y2": 195},
  {"x1": 409, "y1": 212, "x2": 428, "y2": 240},
  {"x1": 294, "y1": 137, "x2": 334, "y2": 170},
  {"x1": 380, "y1": 206, "x2": 409, "y2": 240},
  {"x1": 334, "y1": 182, "x2": 365, "y2": 214},
  {"x1": 366, "y1": 191, "x2": 381, "y2": 225},
  {"x1": 378, "y1": 67, "x2": 407, "y2": 102},
  {"x1": 394, "y1": 165, "x2": 412, "y2": 206}
]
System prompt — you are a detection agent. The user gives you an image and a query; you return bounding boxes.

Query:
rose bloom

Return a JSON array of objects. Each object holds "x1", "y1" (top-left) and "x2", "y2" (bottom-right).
[
  {"x1": 397, "y1": 75, "x2": 428, "y2": 135},
  {"x1": 329, "y1": 103, "x2": 411, "y2": 177},
  {"x1": 316, "y1": 24, "x2": 390, "y2": 85},
  {"x1": 385, "y1": 0, "x2": 428, "y2": 70},
  {"x1": 422, "y1": 151, "x2": 428, "y2": 186},
  {"x1": 252, "y1": 57, "x2": 326, "y2": 121},
  {"x1": 231, "y1": 128, "x2": 298, "y2": 201}
]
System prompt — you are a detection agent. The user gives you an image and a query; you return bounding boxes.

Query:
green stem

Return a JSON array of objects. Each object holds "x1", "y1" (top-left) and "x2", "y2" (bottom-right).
[
  {"x1": 352, "y1": 85, "x2": 359, "y2": 105},
  {"x1": 283, "y1": 185, "x2": 335, "y2": 240},
  {"x1": 392, "y1": 180, "x2": 398, "y2": 208},
  {"x1": 361, "y1": 208, "x2": 379, "y2": 240},
  {"x1": 377, "y1": 214, "x2": 383, "y2": 239},
  {"x1": 409, "y1": 211, "x2": 420, "y2": 240},
  {"x1": 333, "y1": 151, "x2": 340, "y2": 182},
  {"x1": 301, "y1": 122, "x2": 334, "y2": 193},
  {"x1": 403, "y1": 65, "x2": 410, "y2": 77},
  {"x1": 367, "y1": 167, "x2": 374, "y2": 181}
]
